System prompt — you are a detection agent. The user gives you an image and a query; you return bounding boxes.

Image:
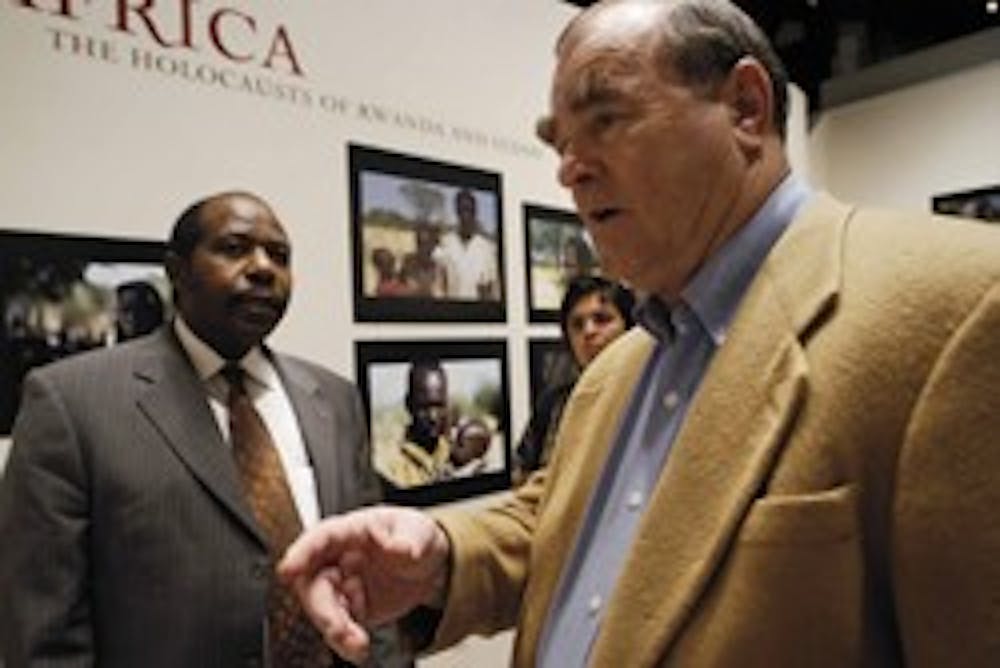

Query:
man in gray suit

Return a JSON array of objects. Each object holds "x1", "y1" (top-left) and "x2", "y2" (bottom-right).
[{"x1": 0, "y1": 191, "x2": 408, "y2": 667}]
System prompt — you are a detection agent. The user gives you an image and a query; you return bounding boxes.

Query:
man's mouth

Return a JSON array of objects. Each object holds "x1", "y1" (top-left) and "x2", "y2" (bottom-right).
[
  {"x1": 589, "y1": 207, "x2": 622, "y2": 225},
  {"x1": 232, "y1": 293, "x2": 284, "y2": 321}
]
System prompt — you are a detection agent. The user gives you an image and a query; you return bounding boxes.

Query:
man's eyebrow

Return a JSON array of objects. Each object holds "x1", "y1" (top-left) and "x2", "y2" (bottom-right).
[
  {"x1": 536, "y1": 115, "x2": 557, "y2": 146},
  {"x1": 537, "y1": 83, "x2": 624, "y2": 148},
  {"x1": 567, "y1": 64, "x2": 632, "y2": 111}
]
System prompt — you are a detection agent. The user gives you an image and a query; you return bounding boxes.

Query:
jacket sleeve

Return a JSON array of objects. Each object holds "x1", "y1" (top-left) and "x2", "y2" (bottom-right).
[
  {"x1": 893, "y1": 282, "x2": 1000, "y2": 665},
  {"x1": 423, "y1": 473, "x2": 545, "y2": 652},
  {"x1": 0, "y1": 370, "x2": 95, "y2": 667}
]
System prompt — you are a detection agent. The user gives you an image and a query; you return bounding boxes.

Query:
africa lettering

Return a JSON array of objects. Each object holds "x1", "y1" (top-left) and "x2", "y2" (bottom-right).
[{"x1": 15, "y1": 0, "x2": 305, "y2": 76}]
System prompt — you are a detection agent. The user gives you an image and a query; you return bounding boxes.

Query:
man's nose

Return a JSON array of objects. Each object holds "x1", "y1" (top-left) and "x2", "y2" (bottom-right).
[
  {"x1": 557, "y1": 143, "x2": 596, "y2": 189},
  {"x1": 246, "y1": 246, "x2": 276, "y2": 280}
]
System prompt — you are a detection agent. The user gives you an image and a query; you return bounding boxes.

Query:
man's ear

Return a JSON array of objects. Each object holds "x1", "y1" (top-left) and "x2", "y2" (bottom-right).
[
  {"x1": 164, "y1": 250, "x2": 186, "y2": 297},
  {"x1": 721, "y1": 56, "x2": 773, "y2": 150}
]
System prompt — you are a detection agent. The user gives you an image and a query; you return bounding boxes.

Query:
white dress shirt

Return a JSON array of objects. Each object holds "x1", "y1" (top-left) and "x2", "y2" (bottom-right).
[{"x1": 173, "y1": 317, "x2": 321, "y2": 528}]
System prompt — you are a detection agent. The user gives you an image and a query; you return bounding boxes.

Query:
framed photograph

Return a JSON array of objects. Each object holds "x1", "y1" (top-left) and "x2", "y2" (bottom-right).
[
  {"x1": 528, "y1": 337, "x2": 577, "y2": 410},
  {"x1": 356, "y1": 339, "x2": 510, "y2": 505},
  {"x1": 932, "y1": 186, "x2": 1000, "y2": 223},
  {"x1": 350, "y1": 143, "x2": 506, "y2": 322},
  {"x1": 523, "y1": 203, "x2": 600, "y2": 322},
  {"x1": 0, "y1": 230, "x2": 170, "y2": 434}
]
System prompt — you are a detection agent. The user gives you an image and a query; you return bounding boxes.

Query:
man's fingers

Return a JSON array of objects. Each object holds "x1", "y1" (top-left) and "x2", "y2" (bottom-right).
[
  {"x1": 295, "y1": 568, "x2": 371, "y2": 663},
  {"x1": 278, "y1": 511, "x2": 371, "y2": 581},
  {"x1": 322, "y1": 622, "x2": 371, "y2": 666},
  {"x1": 341, "y1": 574, "x2": 368, "y2": 622}
]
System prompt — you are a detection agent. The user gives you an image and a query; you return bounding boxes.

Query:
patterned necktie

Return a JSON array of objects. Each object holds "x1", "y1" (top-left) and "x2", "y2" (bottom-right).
[{"x1": 223, "y1": 364, "x2": 334, "y2": 668}]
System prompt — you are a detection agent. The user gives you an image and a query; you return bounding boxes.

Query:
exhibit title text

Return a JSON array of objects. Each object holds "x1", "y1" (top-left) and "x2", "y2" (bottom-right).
[{"x1": 14, "y1": 0, "x2": 304, "y2": 77}]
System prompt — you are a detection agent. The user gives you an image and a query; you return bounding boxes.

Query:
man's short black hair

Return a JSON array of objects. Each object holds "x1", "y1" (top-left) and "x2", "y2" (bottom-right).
[
  {"x1": 167, "y1": 198, "x2": 208, "y2": 261},
  {"x1": 167, "y1": 191, "x2": 267, "y2": 260}
]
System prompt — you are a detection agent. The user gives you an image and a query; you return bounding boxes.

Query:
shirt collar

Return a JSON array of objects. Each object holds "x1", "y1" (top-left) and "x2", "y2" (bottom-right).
[
  {"x1": 637, "y1": 173, "x2": 812, "y2": 345},
  {"x1": 172, "y1": 317, "x2": 274, "y2": 390}
]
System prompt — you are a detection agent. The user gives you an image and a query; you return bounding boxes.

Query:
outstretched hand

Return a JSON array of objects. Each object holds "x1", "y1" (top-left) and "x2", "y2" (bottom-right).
[{"x1": 278, "y1": 506, "x2": 451, "y2": 664}]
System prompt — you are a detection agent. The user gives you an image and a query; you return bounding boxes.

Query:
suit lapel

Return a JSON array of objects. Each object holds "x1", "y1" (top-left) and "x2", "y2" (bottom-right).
[
  {"x1": 516, "y1": 330, "x2": 655, "y2": 662},
  {"x1": 587, "y1": 194, "x2": 851, "y2": 666},
  {"x1": 272, "y1": 356, "x2": 342, "y2": 516},
  {"x1": 134, "y1": 329, "x2": 266, "y2": 546}
]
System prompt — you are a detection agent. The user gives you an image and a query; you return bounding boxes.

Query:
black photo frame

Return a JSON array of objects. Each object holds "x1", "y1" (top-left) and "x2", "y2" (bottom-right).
[
  {"x1": 350, "y1": 144, "x2": 506, "y2": 322},
  {"x1": 527, "y1": 337, "x2": 577, "y2": 410},
  {"x1": 356, "y1": 339, "x2": 510, "y2": 506},
  {"x1": 523, "y1": 203, "x2": 599, "y2": 322},
  {"x1": 0, "y1": 230, "x2": 170, "y2": 435},
  {"x1": 932, "y1": 185, "x2": 1000, "y2": 223}
]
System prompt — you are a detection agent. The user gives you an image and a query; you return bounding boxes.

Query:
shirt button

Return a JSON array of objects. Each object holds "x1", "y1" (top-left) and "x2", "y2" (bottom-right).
[
  {"x1": 626, "y1": 490, "x2": 643, "y2": 510},
  {"x1": 587, "y1": 594, "x2": 602, "y2": 617},
  {"x1": 663, "y1": 391, "x2": 680, "y2": 411}
]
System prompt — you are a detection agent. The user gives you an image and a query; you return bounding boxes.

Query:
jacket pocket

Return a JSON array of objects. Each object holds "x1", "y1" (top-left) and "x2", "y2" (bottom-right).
[{"x1": 738, "y1": 484, "x2": 858, "y2": 545}]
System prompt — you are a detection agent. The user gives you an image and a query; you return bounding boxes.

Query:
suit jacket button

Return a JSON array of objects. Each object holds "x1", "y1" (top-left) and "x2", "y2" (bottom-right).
[{"x1": 250, "y1": 560, "x2": 269, "y2": 579}]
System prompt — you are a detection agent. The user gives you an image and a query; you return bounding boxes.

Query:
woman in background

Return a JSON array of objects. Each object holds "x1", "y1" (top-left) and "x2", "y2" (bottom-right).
[{"x1": 513, "y1": 275, "x2": 635, "y2": 485}]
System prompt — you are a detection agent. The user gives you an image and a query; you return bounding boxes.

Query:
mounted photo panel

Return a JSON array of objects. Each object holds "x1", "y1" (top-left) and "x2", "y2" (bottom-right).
[
  {"x1": 350, "y1": 144, "x2": 506, "y2": 322},
  {"x1": 527, "y1": 336, "x2": 577, "y2": 411},
  {"x1": 0, "y1": 230, "x2": 169, "y2": 434},
  {"x1": 932, "y1": 185, "x2": 1000, "y2": 223},
  {"x1": 523, "y1": 203, "x2": 600, "y2": 322},
  {"x1": 356, "y1": 339, "x2": 510, "y2": 506}
]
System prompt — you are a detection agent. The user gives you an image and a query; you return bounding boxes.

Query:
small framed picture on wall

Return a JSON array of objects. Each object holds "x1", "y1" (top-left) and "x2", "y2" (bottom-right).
[
  {"x1": 932, "y1": 186, "x2": 1000, "y2": 223},
  {"x1": 0, "y1": 230, "x2": 170, "y2": 435},
  {"x1": 527, "y1": 337, "x2": 577, "y2": 410},
  {"x1": 356, "y1": 339, "x2": 510, "y2": 506},
  {"x1": 523, "y1": 203, "x2": 599, "y2": 322},
  {"x1": 350, "y1": 143, "x2": 506, "y2": 322}
]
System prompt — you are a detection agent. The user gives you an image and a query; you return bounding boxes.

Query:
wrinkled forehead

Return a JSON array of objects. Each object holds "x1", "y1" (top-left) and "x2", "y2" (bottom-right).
[{"x1": 546, "y1": 4, "x2": 666, "y2": 125}]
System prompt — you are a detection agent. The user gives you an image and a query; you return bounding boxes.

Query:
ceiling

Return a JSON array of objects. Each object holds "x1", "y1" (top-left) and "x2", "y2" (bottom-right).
[{"x1": 559, "y1": 0, "x2": 999, "y2": 111}]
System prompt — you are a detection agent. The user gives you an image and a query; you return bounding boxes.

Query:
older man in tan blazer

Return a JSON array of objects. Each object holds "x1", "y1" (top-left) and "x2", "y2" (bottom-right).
[{"x1": 278, "y1": 2, "x2": 1000, "y2": 666}]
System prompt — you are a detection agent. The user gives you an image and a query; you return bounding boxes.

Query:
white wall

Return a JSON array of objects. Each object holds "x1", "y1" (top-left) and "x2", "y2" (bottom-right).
[{"x1": 809, "y1": 59, "x2": 1000, "y2": 211}]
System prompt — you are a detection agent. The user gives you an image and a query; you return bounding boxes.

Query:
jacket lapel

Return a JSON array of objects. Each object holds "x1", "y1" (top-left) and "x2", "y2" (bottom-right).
[
  {"x1": 273, "y1": 357, "x2": 342, "y2": 516},
  {"x1": 134, "y1": 328, "x2": 266, "y2": 546},
  {"x1": 587, "y1": 194, "x2": 851, "y2": 666},
  {"x1": 515, "y1": 330, "x2": 655, "y2": 662}
]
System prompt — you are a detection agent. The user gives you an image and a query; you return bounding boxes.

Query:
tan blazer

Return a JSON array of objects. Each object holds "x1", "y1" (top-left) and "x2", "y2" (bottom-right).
[{"x1": 432, "y1": 195, "x2": 1000, "y2": 666}]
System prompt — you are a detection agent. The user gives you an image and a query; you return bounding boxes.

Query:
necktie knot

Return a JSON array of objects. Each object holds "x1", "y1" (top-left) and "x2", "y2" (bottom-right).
[{"x1": 222, "y1": 363, "x2": 247, "y2": 397}]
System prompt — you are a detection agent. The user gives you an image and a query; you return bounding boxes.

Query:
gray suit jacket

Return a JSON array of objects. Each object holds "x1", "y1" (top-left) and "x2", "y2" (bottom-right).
[{"x1": 0, "y1": 327, "x2": 408, "y2": 667}]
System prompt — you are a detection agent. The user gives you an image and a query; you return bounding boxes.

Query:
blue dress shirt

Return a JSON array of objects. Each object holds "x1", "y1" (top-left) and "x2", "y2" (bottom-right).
[{"x1": 536, "y1": 175, "x2": 812, "y2": 667}]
